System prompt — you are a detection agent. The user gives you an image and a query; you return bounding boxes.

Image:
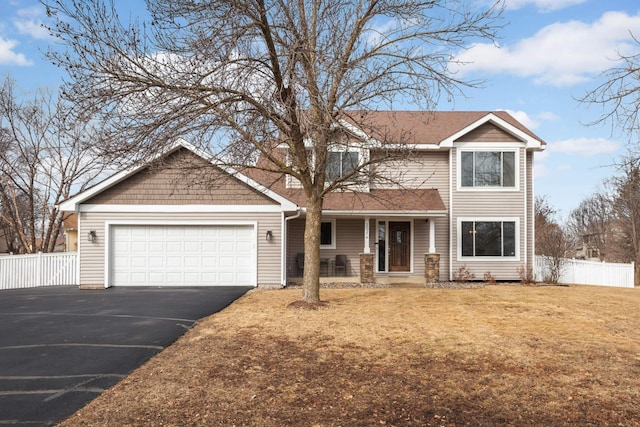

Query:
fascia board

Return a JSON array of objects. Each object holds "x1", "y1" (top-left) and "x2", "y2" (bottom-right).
[
  {"x1": 440, "y1": 113, "x2": 545, "y2": 149},
  {"x1": 321, "y1": 210, "x2": 448, "y2": 217}
]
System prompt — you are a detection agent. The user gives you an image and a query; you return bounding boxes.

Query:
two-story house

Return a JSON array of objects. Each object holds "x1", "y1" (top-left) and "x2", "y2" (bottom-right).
[{"x1": 59, "y1": 111, "x2": 545, "y2": 288}]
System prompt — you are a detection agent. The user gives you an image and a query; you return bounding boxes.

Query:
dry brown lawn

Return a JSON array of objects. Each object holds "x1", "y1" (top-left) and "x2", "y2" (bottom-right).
[{"x1": 60, "y1": 285, "x2": 640, "y2": 426}]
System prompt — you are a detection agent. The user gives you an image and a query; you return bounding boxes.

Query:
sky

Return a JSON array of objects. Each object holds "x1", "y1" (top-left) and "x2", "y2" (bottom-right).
[{"x1": 0, "y1": 0, "x2": 639, "y2": 220}]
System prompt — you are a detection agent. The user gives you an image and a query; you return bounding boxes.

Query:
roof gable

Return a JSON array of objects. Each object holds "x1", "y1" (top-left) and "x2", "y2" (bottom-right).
[
  {"x1": 59, "y1": 139, "x2": 297, "y2": 212},
  {"x1": 453, "y1": 122, "x2": 524, "y2": 143},
  {"x1": 339, "y1": 111, "x2": 546, "y2": 149},
  {"x1": 84, "y1": 148, "x2": 278, "y2": 206}
]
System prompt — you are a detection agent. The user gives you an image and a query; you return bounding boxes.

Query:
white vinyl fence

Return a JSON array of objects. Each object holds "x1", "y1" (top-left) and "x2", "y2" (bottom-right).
[
  {"x1": 0, "y1": 252, "x2": 78, "y2": 290},
  {"x1": 535, "y1": 256, "x2": 634, "y2": 288}
]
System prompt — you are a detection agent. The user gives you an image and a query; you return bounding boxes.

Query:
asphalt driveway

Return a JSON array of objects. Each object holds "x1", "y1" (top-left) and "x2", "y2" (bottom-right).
[{"x1": 0, "y1": 285, "x2": 251, "y2": 426}]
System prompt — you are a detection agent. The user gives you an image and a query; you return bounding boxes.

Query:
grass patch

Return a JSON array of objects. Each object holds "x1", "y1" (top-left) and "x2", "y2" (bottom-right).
[{"x1": 61, "y1": 286, "x2": 640, "y2": 426}]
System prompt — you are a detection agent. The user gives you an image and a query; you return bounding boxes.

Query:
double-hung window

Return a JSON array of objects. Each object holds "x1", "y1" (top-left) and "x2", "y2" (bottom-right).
[
  {"x1": 461, "y1": 151, "x2": 516, "y2": 188},
  {"x1": 326, "y1": 151, "x2": 359, "y2": 181},
  {"x1": 461, "y1": 220, "x2": 517, "y2": 258}
]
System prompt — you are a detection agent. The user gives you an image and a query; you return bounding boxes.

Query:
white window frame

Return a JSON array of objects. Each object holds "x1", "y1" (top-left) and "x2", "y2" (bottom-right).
[
  {"x1": 285, "y1": 144, "x2": 369, "y2": 189},
  {"x1": 456, "y1": 144, "x2": 520, "y2": 192},
  {"x1": 457, "y1": 217, "x2": 520, "y2": 261},
  {"x1": 326, "y1": 150, "x2": 360, "y2": 182},
  {"x1": 320, "y1": 219, "x2": 336, "y2": 249}
]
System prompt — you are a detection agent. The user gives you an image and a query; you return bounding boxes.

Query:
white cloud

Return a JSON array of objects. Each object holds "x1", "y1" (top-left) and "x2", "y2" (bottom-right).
[
  {"x1": 504, "y1": 0, "x2": 587, "y2": 12},
  {"x1": 536, "y1": 111, "x2": 559, "y2": 122},
  {"x1": 452, "y1": 11, "x2": 640, "y2": 87},
  {"x1": 14, "y1": 6, "x2": 50, "y2": 40},
  {"x1": 498, "y1": 109, "x2": 558, "y2": 129},
  {"x1": 502, "y1": 109, "x2": 539, "y2": 129},
  {"x1": 549, "y1": 137, "x2": 620, "y2": 156},
  {"x1": 0, "y1": 37, "x2": 32, "y2": 66}
]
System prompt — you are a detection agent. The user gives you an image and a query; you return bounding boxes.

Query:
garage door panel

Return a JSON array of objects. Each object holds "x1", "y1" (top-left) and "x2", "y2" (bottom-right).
[{"x1": 111, "y1": 225, "x2": 255, "y2": 286}]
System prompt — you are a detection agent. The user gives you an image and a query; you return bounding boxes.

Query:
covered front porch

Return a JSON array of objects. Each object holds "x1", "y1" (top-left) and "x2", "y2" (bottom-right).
[{"x1": 284, "y1": 212, "x2": 447, "y2": 286}]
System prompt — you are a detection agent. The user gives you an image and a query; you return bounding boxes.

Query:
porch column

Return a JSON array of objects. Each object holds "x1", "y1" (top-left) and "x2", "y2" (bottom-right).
[
  {"x1": 425, "y1": 253, "x2": 440, "y2": 284},
  {"x1": 428, "y1": 217, "x2": 436, "y2": 253},
  {"x1": 360, "y1": 253, "x2": 374, "y2": 284},
  {"x1": 363, "y1": 217, "x2": 371, "y2": 253}
]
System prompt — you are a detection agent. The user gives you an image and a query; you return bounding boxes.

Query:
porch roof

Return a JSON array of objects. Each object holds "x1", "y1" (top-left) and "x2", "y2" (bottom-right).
[
  {"x1": 245, "y1": 169, "x2": 446, "y2": 214},
  {"x1": 281, "y1": 187, "x2": 446, "y2": 214}
]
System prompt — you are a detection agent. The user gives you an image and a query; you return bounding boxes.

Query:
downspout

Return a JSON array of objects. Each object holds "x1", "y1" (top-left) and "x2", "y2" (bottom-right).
[{"x1": 282, "y1": 208, "x2": 302, "y2": 287}]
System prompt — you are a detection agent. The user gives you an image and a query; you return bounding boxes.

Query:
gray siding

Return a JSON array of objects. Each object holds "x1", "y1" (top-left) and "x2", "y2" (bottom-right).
[
  {"x1": 370, "y1": 151, "x2": 450, "y2": 209},
  {"x1": 79, "y1": 211, "x2": 282, "y2": 287},
  {"x1": 450, "y1": 147, "x2": 528, "y2": 280}
]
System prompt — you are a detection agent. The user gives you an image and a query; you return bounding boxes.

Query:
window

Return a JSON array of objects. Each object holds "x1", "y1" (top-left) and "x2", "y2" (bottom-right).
[
  {"x1": 320, "y1": 220, "x2": 336, "y2": 249},
  {"x1": 326, "y1": 151, "x2": 359, "y2": 181},
  {"x1": 461, "y1": 151, "x2": 515, "y2": 187},
  {"x1": 461, "y1": 220, "x2": 516, "y2": 257}
]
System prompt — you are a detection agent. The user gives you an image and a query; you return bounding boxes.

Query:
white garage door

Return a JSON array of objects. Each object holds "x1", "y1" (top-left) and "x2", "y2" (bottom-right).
[{"x1": 110, "y1": 224, "x2": 255, "y2": 286}]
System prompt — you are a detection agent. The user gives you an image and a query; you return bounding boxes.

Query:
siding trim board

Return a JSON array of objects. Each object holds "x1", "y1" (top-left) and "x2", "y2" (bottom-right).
[{"x1": 79, "y1": 204, "x2": 288, "y2": 213}]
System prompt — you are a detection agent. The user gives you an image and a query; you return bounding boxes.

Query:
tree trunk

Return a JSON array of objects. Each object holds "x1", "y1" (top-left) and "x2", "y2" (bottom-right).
[{"x1": 301, "y1": 195, "x2": 323, "y2": 303}]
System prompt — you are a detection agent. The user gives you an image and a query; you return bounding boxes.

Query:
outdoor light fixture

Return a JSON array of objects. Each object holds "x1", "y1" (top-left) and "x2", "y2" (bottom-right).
[
  {"x1": 88, "y1": 230, "x2": 97, "y2": 243},
  {"x1": 266, "y1": 230, "x2": 273, "y2": 241}
]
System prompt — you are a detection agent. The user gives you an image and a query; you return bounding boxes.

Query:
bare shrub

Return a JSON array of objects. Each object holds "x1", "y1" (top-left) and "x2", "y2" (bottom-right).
[
  {"x1": 517, "y1": 265, "x2": 535, "y2": 284},
  {"x1": 453, "y1": 265, "x2": 475, "y2": 282},
  {"x1": 483, "y1": 271, "x2": 496, "y2": 284}
]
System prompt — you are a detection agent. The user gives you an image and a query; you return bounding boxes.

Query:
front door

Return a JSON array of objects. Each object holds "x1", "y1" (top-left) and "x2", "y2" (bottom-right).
[{"x1": 389, "y1": 221, "x2": 410, "y2": 272}]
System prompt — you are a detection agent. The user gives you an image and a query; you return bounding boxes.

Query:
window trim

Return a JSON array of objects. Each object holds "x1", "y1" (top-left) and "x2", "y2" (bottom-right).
[
  {"x1": 320, "y1": 219, "x2": 336, "y2": 249},
  {"x1": 456, "y1": 146, "x2": 520, "y2": 192},
  {"x1": 457, "y1": 217, "x2": 520, "y2": 261},
  {"x1": 325, "y1": 149, "x2": 361, "y2": 183}
]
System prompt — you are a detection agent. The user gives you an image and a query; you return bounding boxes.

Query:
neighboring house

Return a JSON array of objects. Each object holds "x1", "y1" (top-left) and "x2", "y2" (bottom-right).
[
  {"x1": 63, "y1": 213, "x2": 79, "y2": 252},
  {"x1": 0, "y1": 228, "x2": 9, "y2": 254},
  {"x1": 574, "y1": 233, "x2": 602, "y2": 261},
  {"x1": 59, "y1": 111, "x2": 546, "y2": 288}
]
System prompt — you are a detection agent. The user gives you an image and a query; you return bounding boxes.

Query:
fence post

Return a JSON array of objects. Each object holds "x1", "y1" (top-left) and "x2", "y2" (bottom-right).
[{"x1": 37, "y1": 252, "x2": 43, "y2": 287}]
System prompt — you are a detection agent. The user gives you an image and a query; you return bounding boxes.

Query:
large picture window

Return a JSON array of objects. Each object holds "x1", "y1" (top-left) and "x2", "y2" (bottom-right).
[
  {"x1": 461, "y1": 151, "x2": 515, "y2": 187},
  {"x1": 326, "y1": 151, "x2": 359, "y2": 181},
  {"x1": 461, "y1": 220, "x2": 516, "y2": 257}
]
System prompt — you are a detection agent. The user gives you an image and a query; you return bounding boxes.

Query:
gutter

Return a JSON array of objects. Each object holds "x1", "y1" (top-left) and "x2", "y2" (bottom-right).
[{"x1": 282, "y1": 208, "x2": 302, "y2": 287}]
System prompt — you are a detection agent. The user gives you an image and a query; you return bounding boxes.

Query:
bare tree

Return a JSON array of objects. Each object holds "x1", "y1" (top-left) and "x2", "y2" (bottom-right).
[
  {"x1": 609, "y1": 155, "x2": 640, "y2": 285},
  {"x1": 579, "y1": 34, "x2": 640, "y2": 141},
  {"x1": 566, "y1": 190, "x2": 614, "y2": 261},
  {"x1": 535, "y1": 196, "x2": 572, "y2": 283},
  {"x1": 44, "y1": 0, "x2": 504, "y2": 303},
  {"x1": 0, "y1": 77, "x2": 106, "y2": 253}
]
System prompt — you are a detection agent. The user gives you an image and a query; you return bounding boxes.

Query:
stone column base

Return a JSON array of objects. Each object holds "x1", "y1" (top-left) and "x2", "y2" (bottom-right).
[
  {"x1": 425, "y1": 253, "x2": 440, "y2": 284},
  {"x1": 360, "y1": 253, "x2": 374, "y2": 284}
]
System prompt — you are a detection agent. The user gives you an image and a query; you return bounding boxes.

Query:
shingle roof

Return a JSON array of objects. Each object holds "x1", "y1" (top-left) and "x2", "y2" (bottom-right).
[{"x1": 339, "y1": 110, "x2": 546, "y2": 145}]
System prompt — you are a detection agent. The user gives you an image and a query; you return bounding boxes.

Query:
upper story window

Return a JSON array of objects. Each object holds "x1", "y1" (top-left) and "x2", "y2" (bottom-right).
[
  {"x1": 326, "y1": 151, "x2": 359, "y2": 181},
  {"x1": 461, "y1": 150, "x2": 516, "y2": 188}
]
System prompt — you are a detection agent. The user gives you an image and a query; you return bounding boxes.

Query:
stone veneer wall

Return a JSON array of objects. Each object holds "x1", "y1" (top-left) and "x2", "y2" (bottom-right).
[
  {"x1": 360, "y1": 253, "x2": 374, "y2": 284},
  {"x1": 425, "y1": 253, "x2": 440, "y2": 284}
]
